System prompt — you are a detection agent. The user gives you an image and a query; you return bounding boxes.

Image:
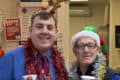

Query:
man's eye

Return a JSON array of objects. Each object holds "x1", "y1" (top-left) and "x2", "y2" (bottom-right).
[
  {"x1": 77, "y1": 45, "x2": 84, "y2": 48},
  {"x1": 47, "y1": 25, "x2": 54, "y2": 30},
  {"x1": 35, "y1": 24, "x2": 43, "y2": 29},
  {"x1": 88, "y1": 44, "x2": 96, "y2": 47}
]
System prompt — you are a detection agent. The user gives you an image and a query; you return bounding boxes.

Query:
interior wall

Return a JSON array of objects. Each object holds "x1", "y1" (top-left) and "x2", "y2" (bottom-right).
[
  {"x1": 0, "y1": 0, "x2": 19, "y2": 51},
  {"x1": 109, "y1": 0, "x2": 120, "y2": 68},
  {"x1": 70, "y1": 3, "x2": 106, "y2": 64},
  {"x1": 0, "y1": 0, "x2": 18, "y2": 17},
  {"x1": 57, "y1": 2, "x2": 70, "y2": 70}
]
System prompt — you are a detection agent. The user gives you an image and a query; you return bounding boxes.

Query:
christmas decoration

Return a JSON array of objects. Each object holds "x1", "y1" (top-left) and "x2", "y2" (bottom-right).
[
  {"x1": 100, "y1": 39, "x2": 108, "y2": 54},
  {"x1": 82, "y1": 25, "x2": 109, "y2": 60},
  {"x1": 22, "y1": 8, "x2": 27, "y2": 14},
  {"x1": 41, "y1": 0, "x2": 68, "y2": 14},
  {"x1": 0, "y1": 46, "x2": 4, "y2": 57},
  {"x1": 25, "y1": 38, "x2": 69, "y2": 80}
]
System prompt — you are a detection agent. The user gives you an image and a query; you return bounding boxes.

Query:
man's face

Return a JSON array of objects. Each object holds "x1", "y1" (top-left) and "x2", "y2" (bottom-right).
[
  {"x1": 73, "y1": 37, "x2": 100, "y2": 66},
  {"x1": 29, "y1": 16, "x2": 57, "y2": 52}
]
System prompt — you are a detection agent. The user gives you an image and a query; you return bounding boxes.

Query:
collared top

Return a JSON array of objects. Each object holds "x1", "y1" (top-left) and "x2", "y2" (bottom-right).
[
  {"x1": 69, "y1": 62, "x2": 120, "y2": 80},
  {"x1": 37, "y1": 49, "x2": 56, "y2": 80}
]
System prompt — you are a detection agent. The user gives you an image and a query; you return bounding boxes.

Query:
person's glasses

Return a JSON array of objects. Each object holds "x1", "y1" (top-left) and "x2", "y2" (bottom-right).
[{"x1": 76, "y1": 43, "x2": 97, "y2": 50}]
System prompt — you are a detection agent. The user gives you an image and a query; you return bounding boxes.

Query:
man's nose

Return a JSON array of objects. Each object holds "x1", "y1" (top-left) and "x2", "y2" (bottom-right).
[
  {"x1": 42, "y1": 26, "x2": 48, "y2": 33},
  {"x1": 84, "y1": 46, "x2": 89, "y2": 51}
]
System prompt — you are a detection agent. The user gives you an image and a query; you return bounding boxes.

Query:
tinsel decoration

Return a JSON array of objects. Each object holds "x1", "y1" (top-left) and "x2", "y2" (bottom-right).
[{"x1": 25, "y1": 38, "x2": 69, "y2": 80}]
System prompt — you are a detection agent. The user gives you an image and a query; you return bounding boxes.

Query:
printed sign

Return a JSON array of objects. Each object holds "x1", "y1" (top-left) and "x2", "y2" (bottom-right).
[{"x1": 4, "y1": 18, "x2": 21, "y2": 41}]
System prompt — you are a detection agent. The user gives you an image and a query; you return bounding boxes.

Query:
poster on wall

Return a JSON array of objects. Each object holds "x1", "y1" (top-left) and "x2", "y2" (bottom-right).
[{"x1": 4, "y1": 18, "x2": 21, "y2": 41}]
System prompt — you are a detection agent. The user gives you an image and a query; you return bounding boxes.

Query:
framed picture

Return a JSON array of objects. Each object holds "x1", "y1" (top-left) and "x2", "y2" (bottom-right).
[
  {"x1": 115, "y1": 25, "x2": 120, "y2": 48},
  {"x1": 4, "y1": 18, "x2": 21, "y2": 41}
]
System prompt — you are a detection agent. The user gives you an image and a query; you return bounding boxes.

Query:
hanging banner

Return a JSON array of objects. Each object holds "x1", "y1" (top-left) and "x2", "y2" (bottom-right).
[{"x1": 4, "y1": 18, "x2": 21, "y2": 41}]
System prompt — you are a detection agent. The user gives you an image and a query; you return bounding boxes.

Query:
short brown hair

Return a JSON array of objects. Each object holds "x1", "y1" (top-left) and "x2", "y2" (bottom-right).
[{"x1": 31, "y1": 11, "x2": 57, "y2": 27}]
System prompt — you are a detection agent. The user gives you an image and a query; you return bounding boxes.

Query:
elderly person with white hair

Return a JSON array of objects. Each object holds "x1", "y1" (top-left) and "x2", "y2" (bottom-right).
[{"x1": 69, "y1": 26, "x2": 120, "y2": 80}]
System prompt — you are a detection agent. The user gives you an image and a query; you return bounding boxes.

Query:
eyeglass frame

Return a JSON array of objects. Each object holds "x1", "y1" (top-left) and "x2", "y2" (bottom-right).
[{"x1": 75, "y1": 43, "x2": 97, "y2": 50}]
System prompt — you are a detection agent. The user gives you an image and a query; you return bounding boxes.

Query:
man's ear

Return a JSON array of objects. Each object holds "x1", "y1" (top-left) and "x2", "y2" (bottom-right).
[
  {"x1": 56, "y1": 28, "x2": 58, "y2": 33},
  {"x1": 73, "y1": 47, "x2": 78, "y2": 56}
]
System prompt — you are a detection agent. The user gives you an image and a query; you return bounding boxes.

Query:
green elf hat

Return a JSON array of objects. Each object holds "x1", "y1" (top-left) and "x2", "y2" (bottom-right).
[
  {"x1": 72, "y1": 25, "x2": 100, "y2": 47},
  {"x1": 82, "y1": 25, "x2": 108, "y2": 54},
  {"x1": 82, "y1": 25, "x2": 97, "y2": 33}
]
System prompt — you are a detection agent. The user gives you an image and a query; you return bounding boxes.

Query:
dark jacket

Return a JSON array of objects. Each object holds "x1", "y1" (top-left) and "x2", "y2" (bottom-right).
[{"x1": 69, "y1": 62, "x2": 120, "y2": 80}]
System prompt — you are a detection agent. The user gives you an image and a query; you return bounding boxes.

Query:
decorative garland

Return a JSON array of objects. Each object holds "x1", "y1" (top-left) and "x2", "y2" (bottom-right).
[
  {"x1": 100, "y1": 39, "x2": 109, "y2": 60},
  {"x1": 25, "y1": 38, "x2": 69, "y2": 80},
  {"x1": 93, "y1": 53, "x2": 106, "y2": 80}
]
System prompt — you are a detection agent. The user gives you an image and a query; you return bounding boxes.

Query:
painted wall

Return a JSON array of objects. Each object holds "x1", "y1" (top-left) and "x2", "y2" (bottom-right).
[
  {"x1": 109, "y1": 0, "x2": 120, "y2": 68},
  {"x1": 57, "y1": 2, "x2": 70, "y2": 69},
  {"x1": 69, "y1": 3, "x2": 106, "y2": 64},
  {"x1": 0, "y1": 0, "x2": 19, "y2": 51}
]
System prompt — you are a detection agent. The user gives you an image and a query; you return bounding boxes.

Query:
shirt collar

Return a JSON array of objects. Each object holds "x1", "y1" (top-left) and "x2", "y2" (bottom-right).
[{"x1": 38, "y1": 49, "x2": 52, "y2": 62}]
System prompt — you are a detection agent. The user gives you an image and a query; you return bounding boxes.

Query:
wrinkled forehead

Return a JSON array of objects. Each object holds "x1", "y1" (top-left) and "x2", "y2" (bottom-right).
[
  {"x1": 33, "y1": 16, "x2": 56, "y2": 25},
  {"x1": 33, "y1": 15, "x2": 54, "y2": 21},
  {"x1": 32, "y1": 16, "x2": 55, "y2": 24},
  {"x1": 76, "y1": 36, "x2": 96, "y2": 44}
]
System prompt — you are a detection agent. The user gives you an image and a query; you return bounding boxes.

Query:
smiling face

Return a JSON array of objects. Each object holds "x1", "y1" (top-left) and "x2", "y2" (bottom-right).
[
  {"x1": 73, "y1": 36, "x2": 100, "y2": 66},
  {"x1": 29, "y1": 15, "x2": 57, "y2": 54}
]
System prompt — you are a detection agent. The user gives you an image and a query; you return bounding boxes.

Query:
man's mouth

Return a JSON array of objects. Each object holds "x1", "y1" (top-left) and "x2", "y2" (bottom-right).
[
  {"x1": 83, "y1": 55, "x2": 91, "y2": 58},
  {"x1": 39, "y1": 37, "x2": 50, "y2": 40}
]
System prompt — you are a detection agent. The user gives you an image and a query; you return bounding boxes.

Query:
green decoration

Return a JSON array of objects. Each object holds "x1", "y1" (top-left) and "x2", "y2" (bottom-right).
[
  {"x1": 101, "y1": 45, "x2": 108, "y2": 53},
  {"x1": 82, "y1": 25, "x2": 97, "y2": 33}
]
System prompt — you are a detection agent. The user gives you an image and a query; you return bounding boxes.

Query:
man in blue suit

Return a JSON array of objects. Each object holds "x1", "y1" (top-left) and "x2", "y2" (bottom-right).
[{"x1": 0, "y1": 11, "x2": 69, "y2": 80}]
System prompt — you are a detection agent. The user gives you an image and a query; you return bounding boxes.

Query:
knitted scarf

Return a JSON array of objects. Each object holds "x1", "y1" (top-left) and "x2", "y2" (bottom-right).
[{"x1": 25, "y1": 39, "x2": 69, "y2": 80}]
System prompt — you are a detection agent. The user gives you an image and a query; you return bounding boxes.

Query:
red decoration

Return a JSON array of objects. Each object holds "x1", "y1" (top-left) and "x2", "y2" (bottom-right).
[
  {"x1": 50, "y1": 9, "x2": 55, "y2": 14},
  {"x1": 0, "y1": 46, "x2": 4, "y2": 57},
  {"x1": 41, "y1": 7, "x2": 48, "y2": 11},
  {"x1": 104, "y1": 53, "x2": 109, "y2": 59},
  {"x1": 100, "y1": 39, "x2": 106, "y2": 45},
  {"x1": 25, "y1": 39, "x2": 69, "y2": 80},
  {"x1": 22, "y1": 8, "x2": 27, "y2": 14}
]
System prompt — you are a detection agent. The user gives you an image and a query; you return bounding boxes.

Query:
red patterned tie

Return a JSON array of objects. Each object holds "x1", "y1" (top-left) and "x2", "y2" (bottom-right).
[{"x1": 41, "y1": 56, "x2": 51, "y2": 80}]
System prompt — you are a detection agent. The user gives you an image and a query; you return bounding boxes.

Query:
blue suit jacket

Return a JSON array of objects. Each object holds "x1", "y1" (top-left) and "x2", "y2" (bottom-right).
[
  {"x1": 0, "y1": 46, "x2": 26, "y2": 80},
  {"x1": 0, "y1": 46, "x2": 58, "y2": 80}
]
